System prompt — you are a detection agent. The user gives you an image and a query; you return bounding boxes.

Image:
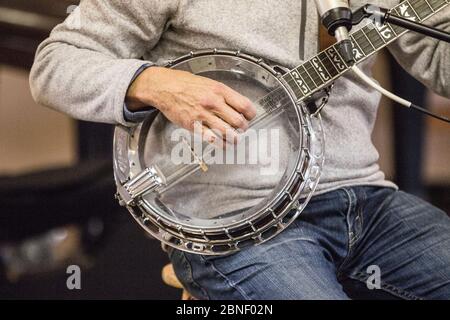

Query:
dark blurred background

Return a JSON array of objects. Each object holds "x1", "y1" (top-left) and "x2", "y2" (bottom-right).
[{"x1": 0, "y1": 0, "x2": 449, "y2": 300}]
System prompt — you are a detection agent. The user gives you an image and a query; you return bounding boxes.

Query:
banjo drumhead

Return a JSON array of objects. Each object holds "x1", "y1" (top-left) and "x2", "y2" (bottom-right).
[{"x1": 114, "y1": 51, "x2": 324, "y2": 254}]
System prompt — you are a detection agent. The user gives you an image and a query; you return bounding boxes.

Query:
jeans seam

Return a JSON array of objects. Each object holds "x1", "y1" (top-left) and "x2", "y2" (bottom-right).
[
  {"x1": 357, "y1": 206, "x2": 364, "y2": 238},
  {"x1": 337, "y1": 188, "x2": 356, "y2": 273},
  {"x1": 349, "y1": 272, "x2": 423, "y2": 300},
  {"x1": 179, "y1": 251, "x2": 210, "y2": 300},
  {"x1": 199, "y1": 255, "x2": 252, "y2": 300}
]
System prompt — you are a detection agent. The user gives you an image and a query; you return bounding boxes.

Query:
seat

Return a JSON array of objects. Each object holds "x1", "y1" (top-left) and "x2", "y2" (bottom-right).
[{"x1": 161, "y1": 263, "x2": 195, "y2": 300}]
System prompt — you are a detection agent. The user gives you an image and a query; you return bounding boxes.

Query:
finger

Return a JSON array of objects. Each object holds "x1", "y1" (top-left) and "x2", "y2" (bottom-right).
[
  {"x1": 203, "y1": 113, "x2": 240, "y2": 144},
  {"x1": 220, "y1": 85, "x2": 257, "y2": 120},
  {"x1": 185, "y1": 118, "x2": 214, "y2": 143},
  {"x1": 211, "y1": 101, "x2": 249, "y2": 132},
  {"x1": 201, "y1": 125, "x2": 222, "y2": 147},
  {"x1": 188, "y1": 120, "x2": 220, "y2": 146}
]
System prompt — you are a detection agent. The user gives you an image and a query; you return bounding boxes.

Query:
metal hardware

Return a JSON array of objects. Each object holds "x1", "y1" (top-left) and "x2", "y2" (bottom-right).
[
  {"x1": 304, "y1": 83, "x2": 334, "y2": 116},
  {"x1": 113, "y1": 50, "x2": 325, "y2": 255},
  {"x1": 118, "y1": 166, "x2": 165, "y2": 206}
]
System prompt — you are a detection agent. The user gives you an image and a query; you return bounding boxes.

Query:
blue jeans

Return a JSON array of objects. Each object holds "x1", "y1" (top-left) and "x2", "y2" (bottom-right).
[{"x1": 168, "y1": 187, "x2": 450, "y2": 300}]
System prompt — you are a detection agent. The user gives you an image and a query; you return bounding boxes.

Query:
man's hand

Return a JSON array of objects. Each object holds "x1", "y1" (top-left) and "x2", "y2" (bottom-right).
[{"x1": 126, "y1": 67, "x2": 257, "y2": 144}]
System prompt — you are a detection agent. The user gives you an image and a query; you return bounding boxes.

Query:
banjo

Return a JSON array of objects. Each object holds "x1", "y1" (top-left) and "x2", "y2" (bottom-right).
[{"x1": 113, "y1": 0, "x2": 449, "y2": 255}]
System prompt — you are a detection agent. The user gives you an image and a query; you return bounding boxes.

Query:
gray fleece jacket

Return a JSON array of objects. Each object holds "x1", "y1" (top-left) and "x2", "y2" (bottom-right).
[{"x1": 29, "y1": 0, "x2": 450, "y2": 215}]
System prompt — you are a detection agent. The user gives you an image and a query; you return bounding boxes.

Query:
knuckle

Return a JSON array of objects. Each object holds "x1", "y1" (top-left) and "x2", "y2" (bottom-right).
[
  {"x1": 242, "y1": 98, "x2": 252, "y2": 108},
  {"x1": 199, "y1": 95, "x2": 217, "y2": 108},
  {"x1": 230, "y1": 116, "x2": 245, "y2": 128},
  {"x1": 244, "y1": 98, "x2": 254, "y2": 109},
  {"x1": 204, "y1": 132, "x2": 216, "y2": 143},
  {"x1": 243, "y1": 102, "x2": 257, "y2": 118},
  {"x1": 202, "y1": 102, "x2": 215, "y2": 111},
  {"x1": 211, "y1": 122, "x2": 225, "y2": 134},
  {"x1": 182, "y1": 116, "x2": 199, "y2": 131},
  {"x1": 197, "y1": 111, "x2": 208, "y2": 122},
  {"x1": 211, "y1": 82, "x2": 225, "y2": 94},
  {"x1": 238, "y1": 117, "x2": 249, "y2": 128},
  {"x1": 198, "y1": 96, "x2": 210, "y2": 107}
]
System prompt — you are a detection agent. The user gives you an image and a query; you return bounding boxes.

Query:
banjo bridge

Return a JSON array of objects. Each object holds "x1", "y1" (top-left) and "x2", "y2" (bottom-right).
[{"x1": 181, "y1": 136, "x2": 209, "y2": 172}]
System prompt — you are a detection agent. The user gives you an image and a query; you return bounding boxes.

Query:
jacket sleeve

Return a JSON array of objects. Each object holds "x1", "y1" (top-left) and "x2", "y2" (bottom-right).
[
  {"x1": 387, "y1": 5, "x2": 450, "y2": 99},
  {"x1": 30, "y1": 0, "x2": 176, "y2": 126}
]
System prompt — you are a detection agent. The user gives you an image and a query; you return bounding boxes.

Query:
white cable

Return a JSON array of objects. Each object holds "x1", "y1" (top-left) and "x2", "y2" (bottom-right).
[
  {"x1": 351, "y1": 65, "x2": 412, "y2": 108},
  {"x1": 332, "y1": 26, "x2": 412, "y2": 109}
]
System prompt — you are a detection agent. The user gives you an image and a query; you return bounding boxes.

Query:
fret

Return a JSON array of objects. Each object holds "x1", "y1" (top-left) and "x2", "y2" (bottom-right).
[
  {"x1": 351, "y1": 29, "x2": 375, "y2": 56},
  {"x1": 325, "y1": 46, "x2": 347, "y2": 72},
  {"x1": 288, "y1": 70, "x2": 311, "y2": 96},
  {"x1": 363, "y1": 25, "x2": 386, "y2": 48},
  {"x1": 311, "y1": 57, "x2": 331, "y2": 81},
  {"x1": 361, "y1": 28, "x2": 377, "y2": 50},
  {"x1": 285, "y1": 72, "x2": 306, "y2": 99},
  {"x1": 425, "y1": 0, "x2": 436, "y2": 11},
  {"x1": 303, "y1": 61, "x2": 324, "y2": 86},
  {"x1": 318, "y1": 52, "x2": 339, "y2": 78},
  {"x1": 394, "y1": 2, "x2": 421, "y2": 22},
  {"x1": 408, "y1": 0, "x2": 434, "y2": 19},
  {"x1": 299, "y1": 65, "x2": 317, "y2": 90},
  {"x1": 350, "y1": 35, "x2": 366, "y2": 62},
  {"x1": 405, "y1": 0, "x2": 423, "y2": 20},
  {"x1": 391, "y1": 1, "x2": 421, "y2": 34},
  {"x1": 374, "y1": 21, "x2": 397, "y2": 41},
  {"x1": 426, "y1": 0, "x2": 447, "y2": 10},
  {"x1": 388, "y1": 21, "x2": 407, "y2": 35},
  {"x1": 282, "y1": 0, "x2": 449, "y2": 104}
]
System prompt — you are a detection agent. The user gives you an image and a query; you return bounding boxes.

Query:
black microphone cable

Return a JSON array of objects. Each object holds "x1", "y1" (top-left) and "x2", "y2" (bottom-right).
[
  {"x1": 352, "y1": 65, "x2": 450, "y2": 124},
  {"x1": 410, "y1": 104, "x2": 450, "y2": 124}
]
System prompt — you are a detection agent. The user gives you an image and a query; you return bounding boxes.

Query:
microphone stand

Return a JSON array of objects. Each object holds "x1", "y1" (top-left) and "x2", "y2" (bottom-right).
[
  {"x1": 352, "y1": 4, "x2": 450, "y2": 43},
  {"x1": 313, "y1": 2, "x2": 450, "y2": 123},
  {"x1": 344, "y1": 4, "x2": 450, "y2": 124}
]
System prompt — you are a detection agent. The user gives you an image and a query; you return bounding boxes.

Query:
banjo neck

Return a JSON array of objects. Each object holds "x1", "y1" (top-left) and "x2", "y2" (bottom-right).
[{"x1": 282, "y1": 0, "x2": 449, "y2": 104}]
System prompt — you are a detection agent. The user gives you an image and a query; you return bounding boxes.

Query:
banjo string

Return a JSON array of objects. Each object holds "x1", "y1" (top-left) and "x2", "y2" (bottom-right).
[{"x1": 159, "y1": 90, "x2": 300, "y2": 192}]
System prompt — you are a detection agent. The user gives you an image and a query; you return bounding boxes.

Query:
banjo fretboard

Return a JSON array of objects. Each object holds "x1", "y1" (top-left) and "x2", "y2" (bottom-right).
[{"x1": 282, "y1": 0, "x2": 449, "y2": 102}]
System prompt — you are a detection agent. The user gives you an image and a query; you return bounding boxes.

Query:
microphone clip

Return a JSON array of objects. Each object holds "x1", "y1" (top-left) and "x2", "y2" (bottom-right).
[{"x1": 351, "y1": 4, "x2": 450, "y2": 44}]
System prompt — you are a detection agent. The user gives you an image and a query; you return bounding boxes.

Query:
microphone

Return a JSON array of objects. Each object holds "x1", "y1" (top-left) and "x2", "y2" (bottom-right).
[
  {"x1": 314, "y1": 0, "x2": 355, "y2": 65},
  {"x1": 315, "y1": 0, "x2": 352, "y2": 35},
  {"x1": 315, "y1": 2, "x2": 450, "y2": 125}
]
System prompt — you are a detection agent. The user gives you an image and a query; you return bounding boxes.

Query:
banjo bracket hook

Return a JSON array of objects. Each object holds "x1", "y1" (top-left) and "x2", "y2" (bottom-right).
[{"x1": 304, "y1": 83, "x2": 334, "y2": 116}]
